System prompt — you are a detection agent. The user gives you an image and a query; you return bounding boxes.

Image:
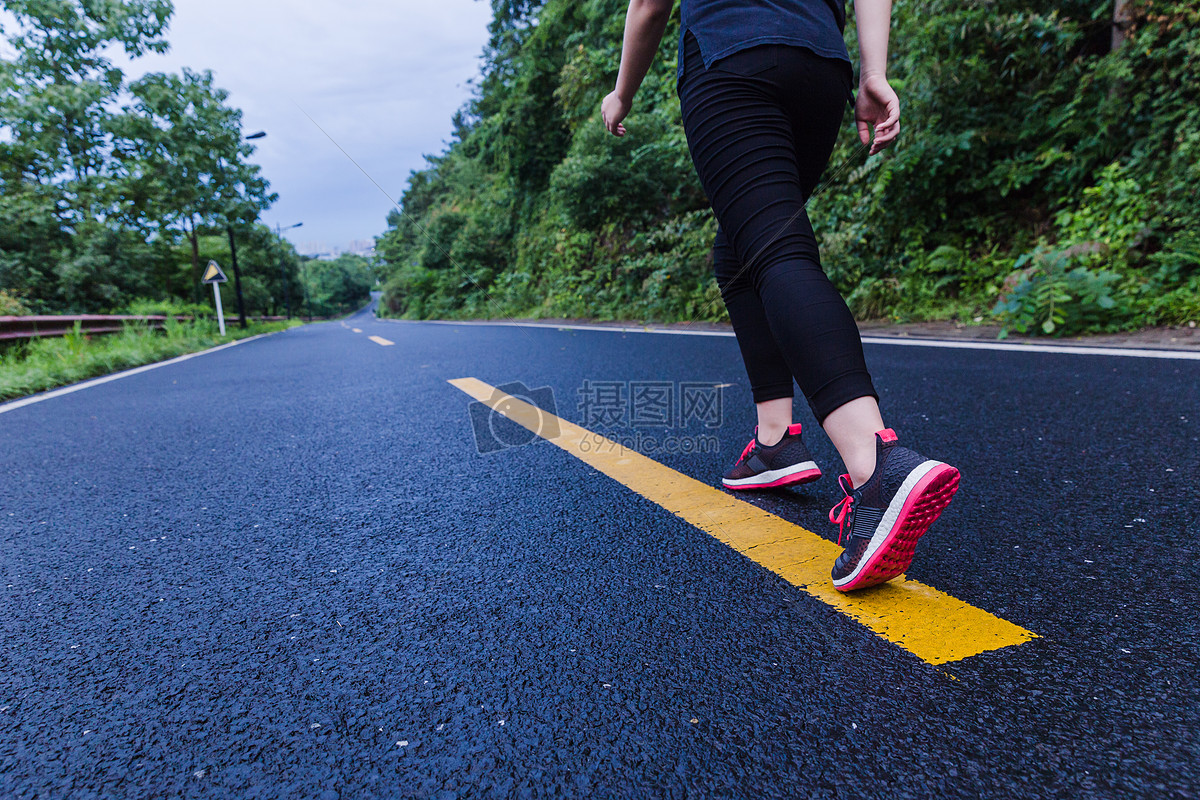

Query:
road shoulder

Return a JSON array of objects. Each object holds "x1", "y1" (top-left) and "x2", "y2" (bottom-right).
[{"x1": 387, "y1": 315, "x2": 1200, "y2": 353}]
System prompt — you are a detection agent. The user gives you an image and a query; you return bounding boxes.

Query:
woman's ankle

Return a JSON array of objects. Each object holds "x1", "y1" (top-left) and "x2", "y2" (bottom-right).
[
  {"x1": 755, "y1": 397, "x2": 794, "y2": 447},
  {"x1": 821, "y1": 396, "x2": 886, "y2": 488},
  {"x1": 756, "y1": 424, "x2": 788, "y2": 447}
]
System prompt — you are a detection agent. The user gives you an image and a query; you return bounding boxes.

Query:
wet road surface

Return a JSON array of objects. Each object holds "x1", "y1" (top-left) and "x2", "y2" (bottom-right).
[{"x1": 1, "y1": 304, "x2": 1197, "y2": 798}]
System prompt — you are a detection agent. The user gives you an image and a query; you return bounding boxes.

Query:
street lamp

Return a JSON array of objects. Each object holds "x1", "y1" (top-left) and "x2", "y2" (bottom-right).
[
  {"x1": 276, "y1": 222, "x2": 303, "y2": 319},
  {"x1": 221, "y1": 129, "x2": 270, "y2": 328}
]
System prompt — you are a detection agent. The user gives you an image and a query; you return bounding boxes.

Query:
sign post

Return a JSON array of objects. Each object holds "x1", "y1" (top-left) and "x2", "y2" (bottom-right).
[{"x1": 202, "y1": 260, "x2": 230, "y2": 336}]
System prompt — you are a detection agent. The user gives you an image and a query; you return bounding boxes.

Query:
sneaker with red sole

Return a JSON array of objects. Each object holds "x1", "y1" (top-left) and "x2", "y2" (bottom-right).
[
  {"x1": 722, "y1": 423, "x2": 822, "y2": 490},
  {"x1": 828, "y1": 428, "x2": 960, "y2": 591}
]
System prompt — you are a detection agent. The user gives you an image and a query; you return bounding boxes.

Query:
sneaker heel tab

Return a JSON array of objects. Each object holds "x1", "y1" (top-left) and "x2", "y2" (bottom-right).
[
  {"x1": 786, "y1": 423, "x2": 803, "y2": 436},
  {"x1": 877, "y1": 428, "x2": 898, "y2": 444}
]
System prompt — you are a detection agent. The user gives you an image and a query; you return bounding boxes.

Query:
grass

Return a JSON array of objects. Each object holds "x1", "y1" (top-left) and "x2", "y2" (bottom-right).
[{"x1": 0, "y1": 317, "x2": 303, "y2": 402}]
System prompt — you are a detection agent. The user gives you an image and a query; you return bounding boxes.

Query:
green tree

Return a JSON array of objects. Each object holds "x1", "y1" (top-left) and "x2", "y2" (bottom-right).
[
  {"x1": 0, "y1": 0, "x2": 173, "y2": 310},
  {"x1": 116, "y1": 68, "x2": 276, "y2": 311},
  {"x1": 300, "y1": 255, "x2": 375, "y2": 318},
  {"x1": 379, "y1": 0, "x2": 1200, "y2": 334},
  {"x1": 0, "y1": 1, "x2": 281, "y2": 317}
]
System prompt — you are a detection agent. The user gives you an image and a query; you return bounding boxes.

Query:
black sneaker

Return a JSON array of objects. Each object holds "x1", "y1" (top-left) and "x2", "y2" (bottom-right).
[
  {"x1": 828, "y1": 428, "x2": 960, "y2": 591},
  {"x1": 722, "y1": 423, "x2": 822, "y2": 490}
]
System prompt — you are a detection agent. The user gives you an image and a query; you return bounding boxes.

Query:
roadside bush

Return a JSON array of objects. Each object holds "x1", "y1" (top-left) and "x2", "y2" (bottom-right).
[
  {"x1": 1142, "y1": 230, "x2": 1200, "y2": 325},
  {"x1": 0, "y1": 289, "x2": 32, "y2": 316},
  {"x1": 124, "y1": 298, "x2": 214, "y2": 318},
  {"x1": 993, "y1": 247, "x2": 1128, "y2": 337}
]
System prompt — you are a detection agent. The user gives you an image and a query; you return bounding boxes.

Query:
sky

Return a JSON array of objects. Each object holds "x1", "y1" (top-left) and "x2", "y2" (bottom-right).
[{"x1": 117, "y1": 0, "x2": 496, "y2": 255}]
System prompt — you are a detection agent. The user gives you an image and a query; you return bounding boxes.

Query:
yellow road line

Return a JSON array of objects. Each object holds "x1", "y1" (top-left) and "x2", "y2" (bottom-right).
[
  {"x1": 449, "y1": 377, "x2": 1036, "y2": 665},
  {"x1": 369, "y1": 336, "x2": 395, "y2": 347},
  {"x1": 352, "y1": 328, "x2": 363, "y2": 333}
]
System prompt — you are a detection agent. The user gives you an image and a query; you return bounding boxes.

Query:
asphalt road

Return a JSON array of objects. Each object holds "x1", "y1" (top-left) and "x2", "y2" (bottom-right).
[{"x1": 1, "y1": 302, "x2": 1197, "y2": 799}]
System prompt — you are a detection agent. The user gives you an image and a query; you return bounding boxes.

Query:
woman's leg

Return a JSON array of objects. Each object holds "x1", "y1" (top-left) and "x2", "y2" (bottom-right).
[
  {"x1": 679, "y1": 37, "x2": 959, "y2": 592},
  {"x1": 712, "y1": 227, "x2": 797, "y2": 447},
  {"x1": 679, "y1": 37, "x2": 880, "y2": 466}
]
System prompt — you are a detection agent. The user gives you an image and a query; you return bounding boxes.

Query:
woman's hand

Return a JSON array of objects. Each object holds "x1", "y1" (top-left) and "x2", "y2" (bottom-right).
[
  {"x1": 602, "y1": 0, "x2": 671, "y2": 137},
  {"x1": 855, "y1": 73, "x2": 900, "y2": 155},
  {"x1": 602, "y1": 91, "x2": 631, "y2": 137}
]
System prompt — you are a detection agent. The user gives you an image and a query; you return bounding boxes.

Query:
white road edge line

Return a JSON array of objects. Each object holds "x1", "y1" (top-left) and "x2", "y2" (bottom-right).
[
  {"x1": 858, "y1": 336, "x2": 1200, "y2": 360},
  {"x1": 0, "y1": 332, "x2": 278, "y2": 416},
  {"x1": 379, "y1": 318, "x2": 1200, "y2": 360}
]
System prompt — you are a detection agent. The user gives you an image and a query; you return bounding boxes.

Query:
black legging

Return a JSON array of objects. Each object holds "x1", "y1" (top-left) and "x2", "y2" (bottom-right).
[{"x1": 678, "y1": 32, "x2": 878, "y2": 423}]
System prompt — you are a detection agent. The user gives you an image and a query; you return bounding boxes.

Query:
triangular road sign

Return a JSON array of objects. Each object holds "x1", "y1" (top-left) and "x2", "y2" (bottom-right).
[{"x1": 202, "y1": 260, "x2": 228, "y2": 284}]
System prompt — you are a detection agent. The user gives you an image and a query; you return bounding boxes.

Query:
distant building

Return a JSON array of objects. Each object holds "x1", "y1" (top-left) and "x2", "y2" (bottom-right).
[
  {"x1": 298, "y1": 242, "x2": 333, "y2": 259},
  {"x1": 298, "y1": 240, "x2": 376, "y2": 260}
]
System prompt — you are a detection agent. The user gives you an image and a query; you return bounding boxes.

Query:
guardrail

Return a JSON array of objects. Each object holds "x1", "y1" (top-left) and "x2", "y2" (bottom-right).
[{"x1": 0, "y1": 315, "x2": 289, "y2": 342}]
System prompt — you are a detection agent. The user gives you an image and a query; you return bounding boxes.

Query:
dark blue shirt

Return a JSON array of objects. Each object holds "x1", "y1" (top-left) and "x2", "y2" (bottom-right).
[{"x1": 678, "y1": 0, "x2": 850, "y2": 79}]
